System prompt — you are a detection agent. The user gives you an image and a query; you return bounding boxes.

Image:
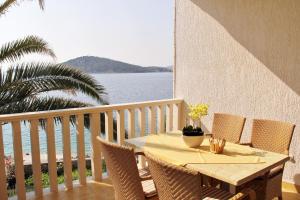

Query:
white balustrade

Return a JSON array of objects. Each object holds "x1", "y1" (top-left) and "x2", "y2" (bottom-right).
[{"x1": 0, "y1": 99, "x2": 183, "y2": 199}]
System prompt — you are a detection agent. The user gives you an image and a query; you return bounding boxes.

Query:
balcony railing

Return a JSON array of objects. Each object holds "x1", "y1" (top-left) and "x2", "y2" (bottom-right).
[{"x1": 0, "y1": 98, "x2": 184, "y2": 200}]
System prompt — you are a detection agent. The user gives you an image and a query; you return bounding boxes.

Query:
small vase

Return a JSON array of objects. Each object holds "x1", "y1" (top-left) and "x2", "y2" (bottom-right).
[{"x1": 182, "y1": 135, "x2": 204, "y2": 148}]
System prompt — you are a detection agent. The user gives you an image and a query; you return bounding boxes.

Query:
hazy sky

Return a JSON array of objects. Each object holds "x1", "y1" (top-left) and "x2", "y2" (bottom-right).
[{"x1": 0, "y1": 0, "x2": 174, "y2": 66}]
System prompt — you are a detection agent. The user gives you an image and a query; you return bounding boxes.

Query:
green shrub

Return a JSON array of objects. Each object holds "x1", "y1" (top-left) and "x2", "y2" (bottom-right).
[
  {"x1": 24, "y1": 169, "x2": 93, "y2": 189},
  {"x1": 10, "y1": 168, "x2": 93, "y2": 197}
]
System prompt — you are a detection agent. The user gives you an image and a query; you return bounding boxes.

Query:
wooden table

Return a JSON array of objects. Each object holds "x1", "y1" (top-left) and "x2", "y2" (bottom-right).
[{"x1": 125, "y1": 132, "x2": 289, "y2": 193}]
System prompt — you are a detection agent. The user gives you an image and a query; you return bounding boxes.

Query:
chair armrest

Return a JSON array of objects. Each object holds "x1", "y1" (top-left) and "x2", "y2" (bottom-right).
[
  {"x1": 140, "y1": 175, "x2": 152, "y2": 181},
  {"x1": 205, "y1": 133, "x2": 213, "y2": 137},
  {"x1": 268, "y1": 166, "x2": 284, "y2": 179},
  {"x1": 135, "y1": 151, "x2": 145, "y2": 156},
  {"x1": 229, "y1": 188, "x2": 256, "y2": 200}
]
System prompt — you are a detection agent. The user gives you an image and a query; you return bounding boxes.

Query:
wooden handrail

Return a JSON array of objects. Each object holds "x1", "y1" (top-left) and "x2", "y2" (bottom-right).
[{"x1": 0, "y1": 99, "x2": 183, "y2": 122}]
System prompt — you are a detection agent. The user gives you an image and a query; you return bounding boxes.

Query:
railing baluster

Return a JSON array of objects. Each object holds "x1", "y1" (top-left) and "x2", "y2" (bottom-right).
[
  {"x1": 149, "y1": 106, "x2": 156, "y2": 134},
  {"x1": 117, "y1": 110, "x2": 125, "y2": 145},
  {"x1": 12, "y1": 121, "x2": 26, "y2": 200},
  {"x1": 178, "y1": 102, "x2": 185, "y2": 130},
  {"x1": 0, "y1": 99, "x2": 184, "y2": 199},
  {"x1": 105, "y1": 111, "x2": 113, "y2": 142},
  {"x1": 76, "y1": 115, "x2": 86, "y2": 185},
  {"x1": 90, "y1": 113, "x2": 102, "y2": 181},
  {"x1": 30, "y1": 120, "x2": 42, "y2": 197},
  {"x1": 0, "y1": 124, "x2": 8, "y2": 200},
  {"x1": 158, "y1": 105, "x2": 165, "y2": 133},
  {"x1": 138, "y1": 107, "x2": 146, "y2": 136},
  {"x1": 174, "y1": 104, "x2": 179, "y2": 131},
  {"x1": 46, "y1": 117, "x2": 58, "y2": 193},
  {"x1": 174, "y1": 103, "x2": 183, "y2": 131},
  {"x1": 0, "y1": 99, "x2": 183, "y2": 199},
  {"x1": 62, "y1": 116, "x2": 73, "y2": 190},
  {"x1": 128, "y1": 109, "x2": 135, "y2": 138},
  {"x1": 166, "y1": 104, "x2": 173, "y2": 132},
  {"x1": 138, "y1": 107, "x2": 146, "y2": 167}
]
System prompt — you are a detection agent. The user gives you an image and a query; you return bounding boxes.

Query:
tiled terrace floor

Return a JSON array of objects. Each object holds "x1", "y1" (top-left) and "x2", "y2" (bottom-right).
[{"x1": 11, "y1": 179, "x2": 300, "y2": 200}]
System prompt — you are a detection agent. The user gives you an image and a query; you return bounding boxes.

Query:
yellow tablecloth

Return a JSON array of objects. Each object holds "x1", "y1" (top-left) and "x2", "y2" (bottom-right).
[{"x1": 143, "y1": 134, "x2": 264, "y2": 166}]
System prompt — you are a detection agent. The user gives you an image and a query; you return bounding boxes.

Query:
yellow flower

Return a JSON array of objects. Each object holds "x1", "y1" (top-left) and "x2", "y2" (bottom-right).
[{"x1": 188, "y1": 103, "x2": 209, "y2": 121}]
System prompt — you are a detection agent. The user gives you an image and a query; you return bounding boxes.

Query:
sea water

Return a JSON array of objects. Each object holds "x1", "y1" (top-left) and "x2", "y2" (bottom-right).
[{"x1": 3, "y1": 73, "x2": 173, "y2": 156}]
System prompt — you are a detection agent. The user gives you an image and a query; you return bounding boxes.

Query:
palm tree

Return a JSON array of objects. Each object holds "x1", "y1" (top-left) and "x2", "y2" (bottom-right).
[
  {"x1": 0, "y1": 59, "x2": 107, "y2": 114},
  {"x1": 0, "y1": 0, "x2": 120, "y2": 138},
  {"x1": 0, "y1": 0, "x2": 107, "y2": 114}
]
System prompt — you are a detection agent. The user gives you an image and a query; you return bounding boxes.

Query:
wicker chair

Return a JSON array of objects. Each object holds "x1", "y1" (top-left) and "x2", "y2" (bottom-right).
[
  {"x1": 211, "y1": 113, "x2": 246, "y2": 143},
  {"x1": 145, "y1": 152, "x2": 256, "y2": 200},
  {"x1": 245, "y1": 119, "x2": 296, "y2": 200},
  {"x1": 204, "y1": 113, "x2": 246, "y2": 188},
  {"x1": 97, "y1": 137, "x2": 157, "y2": 200}
]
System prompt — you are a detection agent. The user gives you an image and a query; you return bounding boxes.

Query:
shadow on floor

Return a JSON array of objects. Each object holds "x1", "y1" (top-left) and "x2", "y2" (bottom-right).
[{"x1": 283, "y1": 191, "x2": 300, "y2": 200}]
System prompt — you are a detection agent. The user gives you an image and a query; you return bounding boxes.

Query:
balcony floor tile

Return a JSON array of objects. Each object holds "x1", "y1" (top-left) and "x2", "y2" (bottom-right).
[{"x1": 10, "y1": 179, "x2": 300, "y2": 200}]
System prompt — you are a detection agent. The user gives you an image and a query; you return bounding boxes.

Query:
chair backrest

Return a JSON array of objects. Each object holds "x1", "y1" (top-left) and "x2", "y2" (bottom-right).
[
  {"x1": 97, "y1": 138, "x2": 145, "y2": 200},
  {"x1": 145, "y1": 152, "x2": 202, "y2": 200},
  {"x1": 212, "y1": 113, "x2": 246, "y2": 143},
  {"x1": 251, "y1": 119, "x2": 295, "y2": 154}
]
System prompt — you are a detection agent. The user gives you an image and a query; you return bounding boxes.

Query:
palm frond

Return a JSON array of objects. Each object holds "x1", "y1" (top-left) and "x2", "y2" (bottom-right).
[
  {"x1": 0, "y1": 75, "x2": 106, "y2": 106},
  {"x1": 3, "y1": 63, "x2": 102, "y2": 90},
  {"x1": 0, "y1": 0, "x2": 45, "y2": 16},
  {"x1": 0, "y1": 63, "x2": 107, "y2": 104},
  {"x1": 0, "y1": 96, "x2": 90, "y2": 114},
  {"x1": 0, "y1": 0, "x2": 18, "y2": 16},
  {"x1": 0, "y1": 96, "x2": 120, "y2": 138},
  {"x1": 0, "y1": 35, "x2": 55, "y2": 63},
  {"x1": 38, "y1": 0, "x2": 44, "y2": 10}
]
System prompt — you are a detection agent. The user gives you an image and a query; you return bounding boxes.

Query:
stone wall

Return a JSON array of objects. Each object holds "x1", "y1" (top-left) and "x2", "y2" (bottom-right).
[{"x1": 174, "y1": 0, "x2": 300, "y2": 185}]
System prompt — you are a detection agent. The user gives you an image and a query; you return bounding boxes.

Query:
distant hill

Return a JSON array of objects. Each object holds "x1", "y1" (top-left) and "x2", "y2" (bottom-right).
[
  {"x1": 166, "y1": 65, "x2": 173, "y2": 71},
  {"x1": 64, "y1": 56, "x2": 172, "y2": 73}
]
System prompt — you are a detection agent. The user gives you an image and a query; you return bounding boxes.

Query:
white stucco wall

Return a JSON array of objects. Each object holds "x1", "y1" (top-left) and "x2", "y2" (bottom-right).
[{"x1": 174, "y1": 0, "x2": 300, "y2": 184}]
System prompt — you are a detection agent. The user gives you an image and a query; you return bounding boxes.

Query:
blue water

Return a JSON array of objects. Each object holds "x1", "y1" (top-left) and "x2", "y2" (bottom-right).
[{"x1": 3, "y1": 73, "x2": 173, "y2": 156}]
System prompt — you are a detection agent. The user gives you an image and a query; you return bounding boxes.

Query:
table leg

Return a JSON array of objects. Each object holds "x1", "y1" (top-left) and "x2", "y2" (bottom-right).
[{"x1": 229, "y1": 184, "x2": 237, "y2": 194}]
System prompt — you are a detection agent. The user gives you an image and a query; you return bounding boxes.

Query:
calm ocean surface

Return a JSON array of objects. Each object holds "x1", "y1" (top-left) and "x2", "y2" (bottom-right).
[{"x1": 3, "y1": 73, "x2": 173, "y2": 156}]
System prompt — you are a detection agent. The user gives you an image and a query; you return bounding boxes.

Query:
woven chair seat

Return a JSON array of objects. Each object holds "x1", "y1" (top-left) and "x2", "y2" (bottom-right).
[
  {"x1": 98, "y1": 138, "x2": 158, "y2": 200},
  {"x1": 142, "y1": 179, "x2": 157, "y2": 198},
  {"x1": 239, "y1": 176, "x2": 266, "y2": 200},
  {"x1": 146, "y1": 194, "x2": 159, "y2": 200},
  {"x1": 249, "y1": 119, "x2": 295, "y2": 200},
  {"x1": 139, "y1": 167, "x2": 157, "y2": 198},
  {"x1": 202, "y1": 186, "x2": 234, "y2": 200},
  {"x1": 145, "y1": 152, "x2": 254, "y2": 200}
]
